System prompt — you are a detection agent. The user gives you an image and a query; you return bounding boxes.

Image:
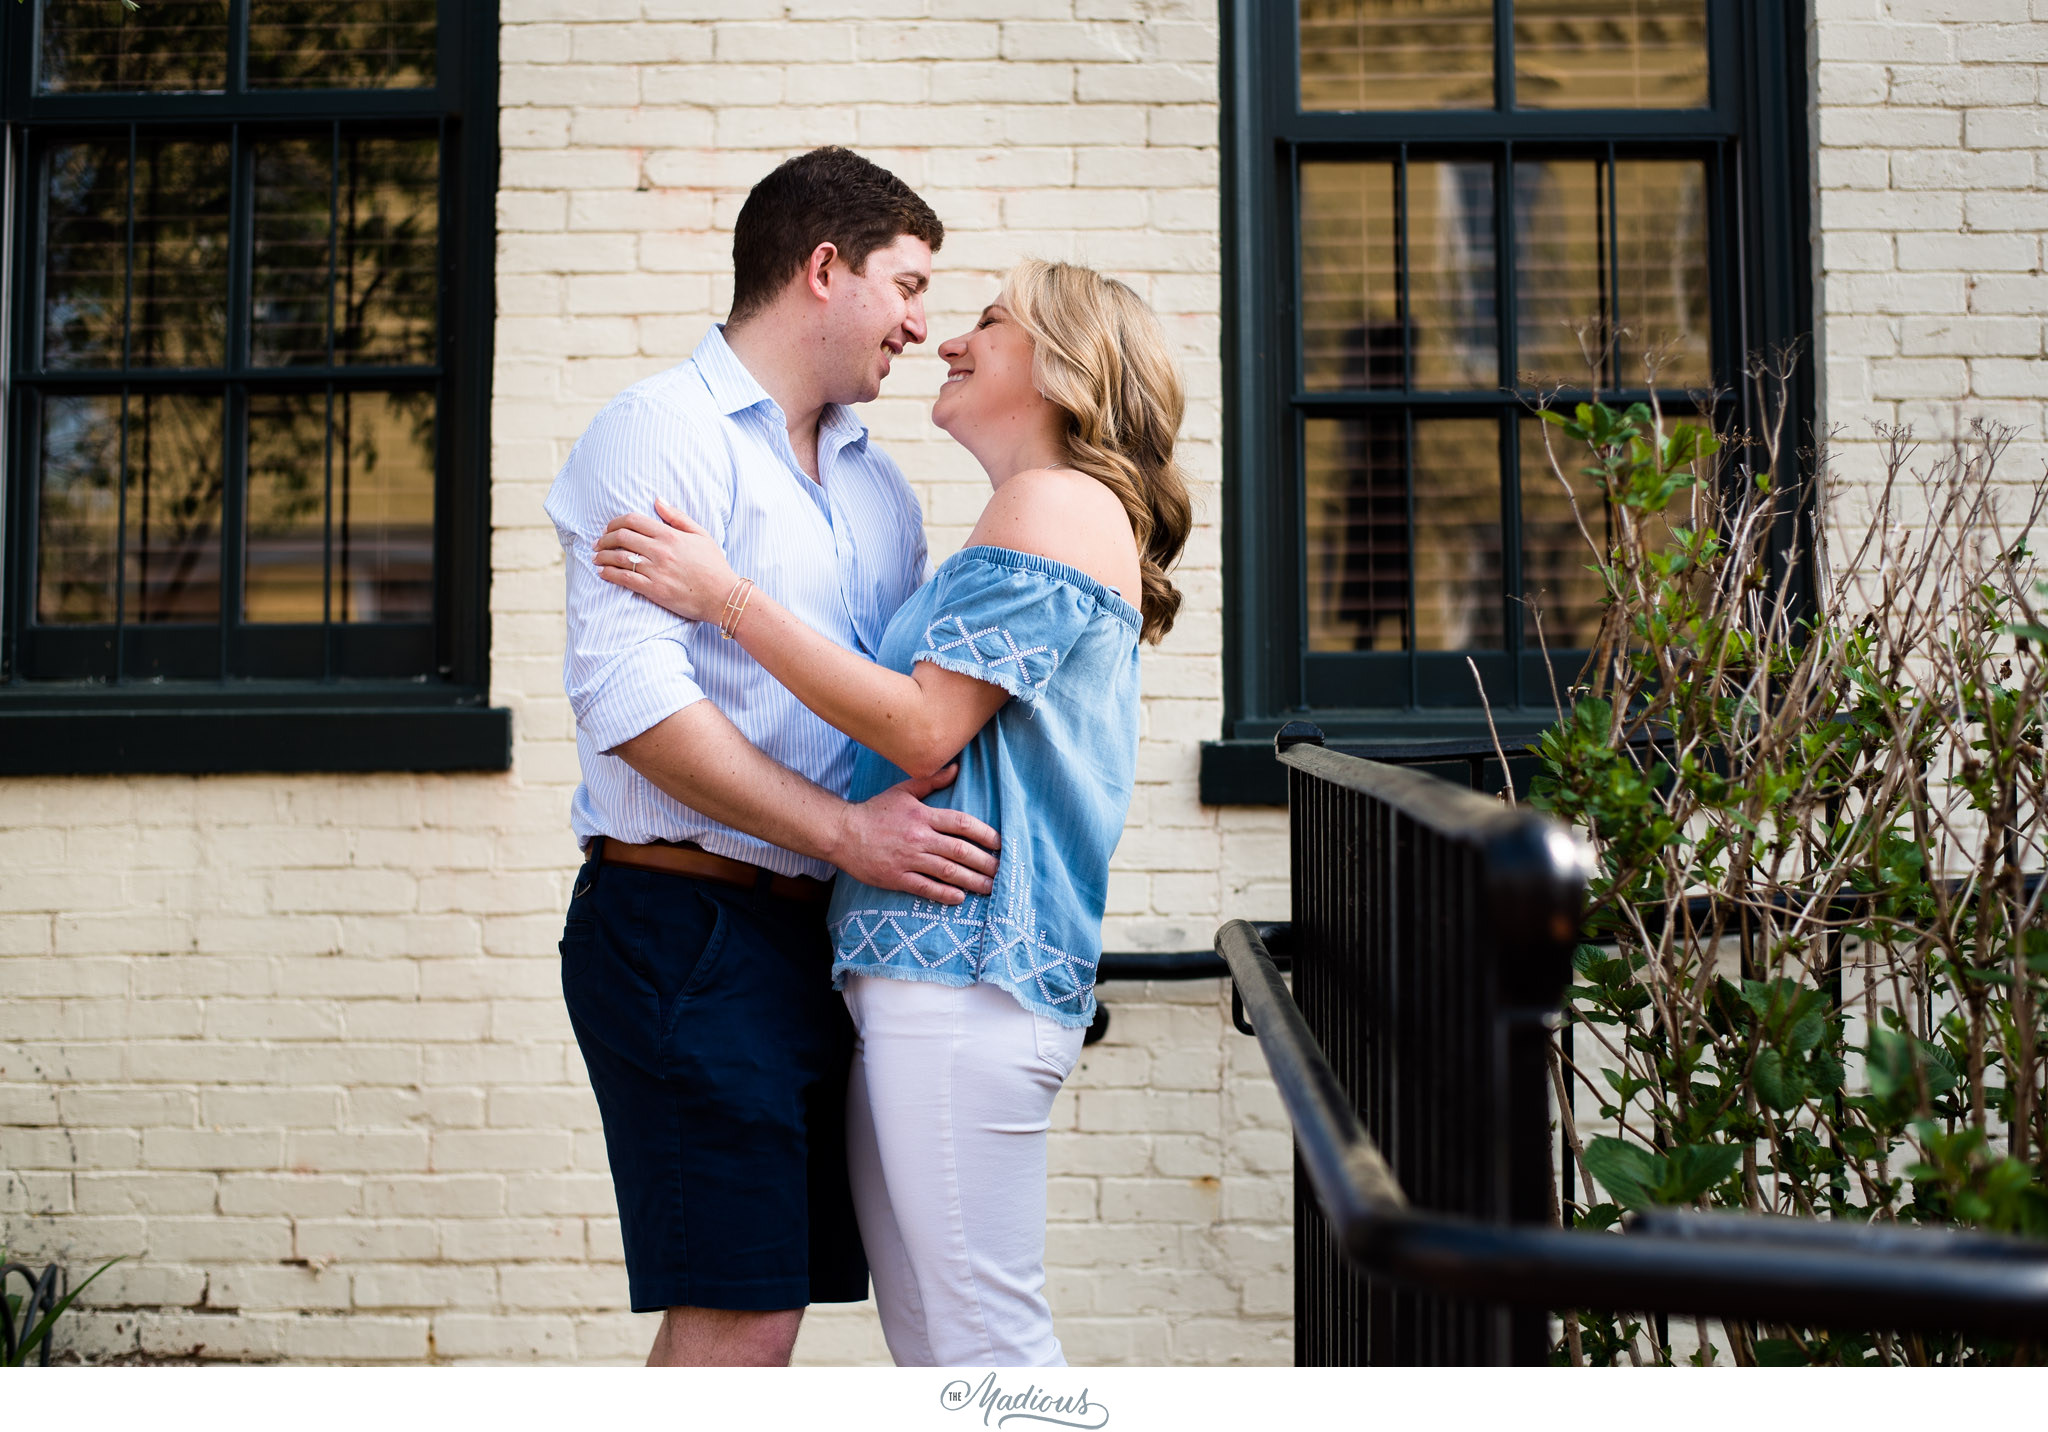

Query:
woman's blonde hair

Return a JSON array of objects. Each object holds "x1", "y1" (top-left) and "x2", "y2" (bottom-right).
[{"x1": 998, "y1": 259, "x2": 1193, "y2": 644}]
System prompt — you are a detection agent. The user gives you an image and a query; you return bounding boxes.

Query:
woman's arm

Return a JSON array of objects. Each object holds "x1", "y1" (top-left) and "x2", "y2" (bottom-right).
[{"x1": 593, "y1": 501, "x2": 1008, "y2": 779}]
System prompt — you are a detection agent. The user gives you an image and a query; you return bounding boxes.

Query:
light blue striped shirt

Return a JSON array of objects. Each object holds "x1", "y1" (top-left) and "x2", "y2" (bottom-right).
[{"x1": 544, "y1": 325, "x2": 929, "y2": 879}]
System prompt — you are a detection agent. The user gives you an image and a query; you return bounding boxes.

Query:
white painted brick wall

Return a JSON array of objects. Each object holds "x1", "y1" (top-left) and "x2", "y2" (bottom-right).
[
  {"x1": 1813, "y1": 2, "x2": 2048, "y2": 503},
  {"x1": 1, "y1": 1, "x2": 1295, "y2": 1366}
]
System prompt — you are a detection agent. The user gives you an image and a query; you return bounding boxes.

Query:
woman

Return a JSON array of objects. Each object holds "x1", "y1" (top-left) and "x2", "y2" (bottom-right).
[{"x1": 591, "y1": 259, "x2": 1191, "y2": 1367}]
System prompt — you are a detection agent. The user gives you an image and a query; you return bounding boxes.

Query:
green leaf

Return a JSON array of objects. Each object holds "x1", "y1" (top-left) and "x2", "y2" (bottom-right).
[
  {"x1": 1753, "y1": 1047, "x2": 1802, "y2": 1111},
  {"x1": 5, "y1": 1256, "x2": 124, "y2": 1367},
  {"x1": 1583, "y1": 1136, "x2": 1663, "y2": 1212},
  {"x1": 1752, "y1": 1337, "x2": 1812, "y2": 1367},
  {"x1": 1575, "y1": 1202, "x2": 1624, "y2": 1232},
  {"x1": 1660, "y1": 1143, "x2": 1742, "y2": 1203}
]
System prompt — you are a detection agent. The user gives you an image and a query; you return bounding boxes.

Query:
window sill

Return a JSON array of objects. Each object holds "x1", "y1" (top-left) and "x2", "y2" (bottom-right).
[
  {"x1": 0, "y1": 687, "x2": 512, "y2": 775},
  {"x1": 1200, "y1": 710, "x2": 1562, "y2": 805}
]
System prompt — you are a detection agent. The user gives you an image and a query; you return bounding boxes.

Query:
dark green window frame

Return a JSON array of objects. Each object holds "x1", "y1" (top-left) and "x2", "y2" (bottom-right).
[
  {"x1": 1206, "y1": 0, "x2": 1813, "y2": 803},
  {"x1": 0, "y1": 0, "x2": 505, "y2": 774}
]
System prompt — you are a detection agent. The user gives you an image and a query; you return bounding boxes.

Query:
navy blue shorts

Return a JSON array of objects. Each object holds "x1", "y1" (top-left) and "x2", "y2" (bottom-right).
[{"x1": 559, "y1": 854, "x2": 868, "y2": 1313}]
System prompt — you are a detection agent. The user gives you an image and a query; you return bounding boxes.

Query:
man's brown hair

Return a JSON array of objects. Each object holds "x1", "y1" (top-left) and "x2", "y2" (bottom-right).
[{"x1": 728, "y1": 147, "x2": 944, "y2": 323}]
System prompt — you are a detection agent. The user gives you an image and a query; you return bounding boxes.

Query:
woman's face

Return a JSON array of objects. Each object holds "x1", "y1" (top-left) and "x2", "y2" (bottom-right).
[{"x1": 932, "y1": 302, "x2": 1050, "y2": 447}]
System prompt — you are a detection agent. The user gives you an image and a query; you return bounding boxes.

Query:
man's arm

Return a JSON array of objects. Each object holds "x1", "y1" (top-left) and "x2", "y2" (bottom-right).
[
  {"x1": 548, "y1": 395, "x2": 994, "y2": 902},
  {"x1": 613, "y1": 701, "x2": 996, "y2": 904}
]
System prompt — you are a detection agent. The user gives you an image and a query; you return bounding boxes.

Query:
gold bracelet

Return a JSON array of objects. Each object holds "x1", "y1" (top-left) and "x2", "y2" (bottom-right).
[{"x1": 719, "y1": 577, "x2": 754, "y2": 639}]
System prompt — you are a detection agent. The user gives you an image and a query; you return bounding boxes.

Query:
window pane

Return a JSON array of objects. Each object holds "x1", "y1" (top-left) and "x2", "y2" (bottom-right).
[
  {"x1": 38, "y1": 0, "x2": 228, "y2": 94},
  {"x1": 44, "y1": 139, "x2": 231, "y2": 372},
  {"x1": 1615, "y1": 160, "x2": 1710, "y2": 388},
  {"x1": 1300, "y1": 162, "x2": 1399, "y2": 392},
  {"x1": 1410, "y1": 161, "x2": 1498, "y2": 389},
  {"x1": 335, "y1": 391, "x2": 435, "y2": 621},
  {"x1": 246, "y1": 391, "x2": 331, "y2": 621},
  {"x1": 129, "y1": 140, "x2": 233, "y2": 369},
  {"x1": 252, "y1": 138, "x2": 338, "y2": 367},
  {"x1": 1307, "y1": 415, "x2": 1408, "y2": 652},
  {"x1": 252, "y1": 135, "x2": 439, "y2": 368},
  {"x1": 1515, "y1": 1, "x2": 1708, "y2": 109},
  {"x1": 42, "y1": 142, "x2": 129, "y2": 369},
  {"x1": 1514, "y1": 159, "x2": 1606, "y2": 387},
  {"x1": 1300, "y1": 0, "x2": 1494, "y2": 112},
  {"x1": 1412, "y1": 418, "x2": 1502, "y2": 649},
  {"x1": 336, "y1": 137, "x2": 440, "y2": 366},
  {"x1": 1513, "y1": 158, "x2": 1712, "y2": 389},
  {"x1": 1518, "y1": 417, "x2": 1604, "y2": 648},
  {"x1": 249, "y1": 1, "x2": 438, "y2": 90},
  {"x1": 1306, "y1": 416, "x2": 1502, "y2": 652},
  {"x1": 125, "y1": 392, "x2": 225, "y2": 622},
  {"x1": 36, "y1": 395, "x2": 124, "y2": 623}
]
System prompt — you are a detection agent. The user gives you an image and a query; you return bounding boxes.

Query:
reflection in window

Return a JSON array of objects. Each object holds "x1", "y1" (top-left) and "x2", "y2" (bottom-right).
[
  {"x1": 244, "y1": 389, "x2": 435, "y2": 622},
  {"x1": 249, "y1": 0, "x2": 438, "y2": 90},
  {"x1": 43, "y1": 138, "x2": 232, "y2": 371},
  {"x1": 1514, "y1": 159, "x2": 1608, "y2": 387},
  {"x1": 1301, "y1": 162, "x2": 1400, "y2": 392},
  {"x1": 1307, "y1": 415, "x2": 1408, "y2": 652},
  {"x1": 1411, "y1": 163, "x2": 1498, "y2": 389},
  {"x1": 36, "y1": 395, "x2": 124, "y2": 623},
  {"x1": 1307, "y1": 417, "x2": 1503, "y2": 653},
  {"x1": 38, "y1": 0, "x2": 229, "y2": 94},
  {"x1": 37, "y1": 392, "x2": 223, "y2": 624},
  {"x1": 1518, "y1": 417, "x2": 1605, "y2": 649},
  {"x1": 1302, "y1": 160, "x2": 1498, "y2": 392},
  {"x1": 245, "y1": 392, "x2": 331, "y2": 621},
  {"x1": 335, "y1": 138, "x2": 441, "y2": 365},
  {"x1": 1515, "y1": 0, "x2": 1708, "y2": 109},
  {"x1": 252, "y1": 134, "x2": 441, "y2": 367},
  {"x1": 252, "y1": 141, "x2": 339, "y2": 367},
  {"x1": 1412, "y1": 419, "x2": 1504, "y2": 650},
  {"x1": 1514, "y1": 157, "x2": 1710, "y2": 389},
  {"x1": 125, "y1": 393, "x2": 226, "y2": 621},
  {"x1": 40, "y1": 146, "x2": 129, "y2": 369},
  {"x1": 336, "y1": 391, "x2": 436, "y2": 622},
  {"x1": 1299, "y1": 0, "x2": 1495, "y2": 112},
  {"x1": 1615, "y1": 161, "x2": 1710, "y2": 387}
]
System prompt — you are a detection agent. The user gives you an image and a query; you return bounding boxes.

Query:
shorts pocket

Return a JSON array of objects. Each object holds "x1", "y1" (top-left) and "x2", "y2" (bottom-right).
[
  {"x1": 670, "y1": 889, "x2": 732, "y2": 1006},
  {"x1": 1032, "y1": 1011, "x2": 1085, "y2": 1080},
  {"x1": 558, "y1": 863, "x2": 601, "y2": 973}
]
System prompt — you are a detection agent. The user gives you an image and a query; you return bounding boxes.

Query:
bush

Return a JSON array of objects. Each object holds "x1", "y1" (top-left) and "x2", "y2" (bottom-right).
[{"x1": 1517, "y1": 349, "x2": 2048, "y2": 1366}]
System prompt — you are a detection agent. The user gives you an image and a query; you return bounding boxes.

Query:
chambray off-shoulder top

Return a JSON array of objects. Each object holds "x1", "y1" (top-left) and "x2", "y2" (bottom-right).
[{"x1": 828, "y1": 546, "x2": 1142, "y2": 1028}]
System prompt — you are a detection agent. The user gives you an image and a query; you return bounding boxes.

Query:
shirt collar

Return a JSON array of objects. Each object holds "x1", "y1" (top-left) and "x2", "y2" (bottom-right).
[
  {"x1": 693, "y1": 324, "x2": 772, "y2": 417},
  {"x1": 694, "y1": 324, "x2": 872, "y2": 452}
]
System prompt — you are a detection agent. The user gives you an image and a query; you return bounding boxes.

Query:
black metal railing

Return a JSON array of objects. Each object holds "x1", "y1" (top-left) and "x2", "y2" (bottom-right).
[{"x1": 1219, "y1": 723, "x2": 2048, "y2": 1365}]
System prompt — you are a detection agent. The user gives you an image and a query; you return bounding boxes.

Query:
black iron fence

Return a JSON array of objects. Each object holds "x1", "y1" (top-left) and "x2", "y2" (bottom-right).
[{"x1": 1219, "y1": 723, "x2": 2048, "y2": 1365}]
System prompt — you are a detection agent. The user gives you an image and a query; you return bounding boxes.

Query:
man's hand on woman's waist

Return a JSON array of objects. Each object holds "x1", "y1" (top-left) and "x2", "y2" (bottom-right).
[{"x1": 827, "y1": 764, "x2": 999, "y2": 906}]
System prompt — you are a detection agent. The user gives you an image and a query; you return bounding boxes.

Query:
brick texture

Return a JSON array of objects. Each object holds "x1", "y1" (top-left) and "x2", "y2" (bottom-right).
[
  {"x1": 1814, "y1": 2, "x2": 2048, "y2": 502},
  {"x1": 1, "y1": 1, "x2": 1293, "y2": 1366}
]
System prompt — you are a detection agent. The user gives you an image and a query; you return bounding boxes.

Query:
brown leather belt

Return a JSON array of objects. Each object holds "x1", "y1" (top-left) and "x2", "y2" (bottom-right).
[{"x1": 590, "y1": 835, "x2": 833, "y2": 904}]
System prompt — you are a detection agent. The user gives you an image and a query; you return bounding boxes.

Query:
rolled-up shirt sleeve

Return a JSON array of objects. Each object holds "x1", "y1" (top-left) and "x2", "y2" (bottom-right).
[{"x1": 544, "y1": 396, "x2": 732, "y2": 754}]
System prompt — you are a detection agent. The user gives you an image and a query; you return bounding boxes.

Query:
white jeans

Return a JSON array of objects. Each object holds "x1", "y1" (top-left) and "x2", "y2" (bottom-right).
[{"x1": 842, "y1": 975, "x2": 1087, "y2": 1367}]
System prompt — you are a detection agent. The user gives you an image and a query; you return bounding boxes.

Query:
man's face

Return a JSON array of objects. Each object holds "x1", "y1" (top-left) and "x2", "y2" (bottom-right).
[{"x1": 817, "y1": 232, "x2": 932, "y2": 405}]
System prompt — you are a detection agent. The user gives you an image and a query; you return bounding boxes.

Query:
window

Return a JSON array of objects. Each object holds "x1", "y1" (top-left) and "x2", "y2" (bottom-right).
[
  {"x1": 1206, "y1": 1, "x2": 1811, "y2": 801},
  {"x1": 1, "y1": 1, "x2": 504, "y2": 773}
]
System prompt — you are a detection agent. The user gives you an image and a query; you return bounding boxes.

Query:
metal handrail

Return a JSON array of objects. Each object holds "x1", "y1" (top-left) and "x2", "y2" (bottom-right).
[{"x1": 1218, "y1": 917, "x2": 2048, "y2": 1338}]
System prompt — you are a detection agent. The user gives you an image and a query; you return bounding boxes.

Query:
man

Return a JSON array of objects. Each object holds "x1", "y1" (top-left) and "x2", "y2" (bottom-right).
[{"x1": 544, "y1": 148, "x2": 999, "y2": 1367}]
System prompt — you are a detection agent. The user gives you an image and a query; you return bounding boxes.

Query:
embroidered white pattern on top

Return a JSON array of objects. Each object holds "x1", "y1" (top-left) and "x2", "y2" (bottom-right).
[
  {"x1": 830, "y1": 875, "x2": 1097, "y2": 1021},
  {"x1": 920, "y1": 612, "x2": 1062, "y2": 698}
]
